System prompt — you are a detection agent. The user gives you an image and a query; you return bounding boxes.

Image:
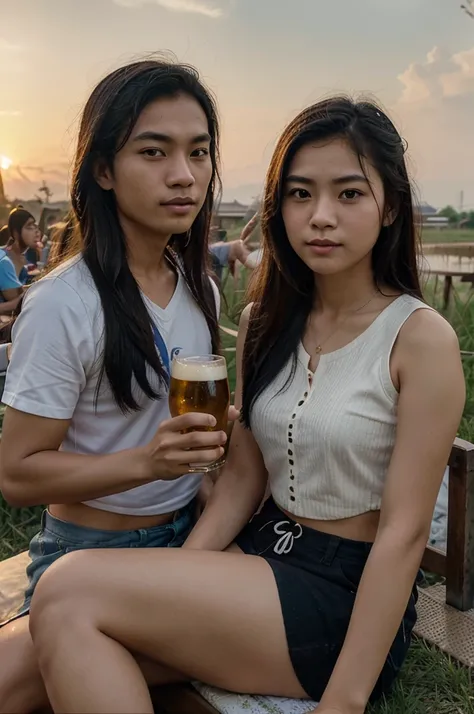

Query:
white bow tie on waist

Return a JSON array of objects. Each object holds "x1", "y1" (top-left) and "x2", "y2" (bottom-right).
[{"x1": 272, "y1": 520, "x2": 303, "y2": 555}]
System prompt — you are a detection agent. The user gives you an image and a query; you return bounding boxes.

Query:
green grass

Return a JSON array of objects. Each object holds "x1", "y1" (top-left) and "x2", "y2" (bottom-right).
[
  {"x1": 422, "y1": 228, "x2": 474, "y2": 244},
  {"x1": 424, "y1": 278, "x2": 474, "y2": 440},
  {"x1": 226, "y1": 224, "x2": 474, "y2": 245},
  {"x1": 369, "y1": 639, "x2": 474, "y2": 713}
]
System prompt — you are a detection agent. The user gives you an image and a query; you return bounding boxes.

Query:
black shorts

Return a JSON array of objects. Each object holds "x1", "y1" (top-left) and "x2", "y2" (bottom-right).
[{"x1": 235, "y1": 498, "x2": 418, "y2": 703}]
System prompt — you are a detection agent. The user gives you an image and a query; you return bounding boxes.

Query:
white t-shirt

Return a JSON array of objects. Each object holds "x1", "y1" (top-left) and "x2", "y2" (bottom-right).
[{"x1": 3, "y1": 256, "x2": 220, "y2": 516}]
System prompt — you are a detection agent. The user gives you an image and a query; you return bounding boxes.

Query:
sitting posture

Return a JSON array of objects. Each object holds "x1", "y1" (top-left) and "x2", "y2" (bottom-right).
[
  {"x1": 0, "y1": 58, "x2": 229, "y2": 714},
  {"x1": 29, "y1": 97, "x2": 464, "y2": 714}
]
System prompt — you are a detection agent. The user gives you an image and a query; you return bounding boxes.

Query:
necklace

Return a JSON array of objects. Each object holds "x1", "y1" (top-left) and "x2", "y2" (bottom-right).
[{"x1": 311, "y1": 289, "x2": 380, "y2": 355}]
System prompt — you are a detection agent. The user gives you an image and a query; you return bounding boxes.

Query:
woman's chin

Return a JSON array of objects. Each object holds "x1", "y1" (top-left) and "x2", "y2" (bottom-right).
[{"x1": 303, "y1": 257, "x2": 346, "y2": 276}]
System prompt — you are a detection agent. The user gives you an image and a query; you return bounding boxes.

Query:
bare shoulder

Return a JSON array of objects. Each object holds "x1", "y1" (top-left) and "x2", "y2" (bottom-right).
[
  {"x1": 398, "y1": 306, "x2": 460, "y2": 358},
  {"x1": 394, "y1": 305, "x2": 464, "y2": 412},
  {"x1": 394, "y1": 306, "x2": 465, "y2": 441}
]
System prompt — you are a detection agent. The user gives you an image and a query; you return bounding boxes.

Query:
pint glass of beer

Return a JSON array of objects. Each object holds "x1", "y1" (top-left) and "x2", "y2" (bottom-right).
[{"x1": 169, "y1": 354, "x2": 230, "y2": 473}]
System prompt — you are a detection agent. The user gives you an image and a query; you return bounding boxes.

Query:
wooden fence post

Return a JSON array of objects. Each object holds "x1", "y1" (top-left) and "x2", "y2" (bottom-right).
[{"x1": 446, "y1": 438, "x2": 474, "y2": 610}]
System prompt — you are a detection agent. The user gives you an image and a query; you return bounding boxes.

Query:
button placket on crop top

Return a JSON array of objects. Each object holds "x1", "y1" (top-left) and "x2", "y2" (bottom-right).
[
  {"x1": 251, "y1": 295, "x2": 434, "y2": 520},
  {"x1": 287, "y1": 345, "x2": 319, "y2": 505}
]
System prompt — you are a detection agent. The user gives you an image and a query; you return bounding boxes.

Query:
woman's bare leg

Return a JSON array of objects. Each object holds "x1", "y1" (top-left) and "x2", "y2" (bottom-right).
[
  {"x1": 0, "y1": 614, "x2": 188, "y2": 713},
  {"x1": 0, "y1": 617, "x2": 49, "y2": 714},
  {"x1": 30, "y1": 548, "x2": 306, "y2": 714}
]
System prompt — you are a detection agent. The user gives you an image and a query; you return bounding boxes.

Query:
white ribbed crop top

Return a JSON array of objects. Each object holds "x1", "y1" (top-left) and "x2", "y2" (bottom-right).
[{"x1": 251, "y1": 295, "x2": 432, "y2": 520}]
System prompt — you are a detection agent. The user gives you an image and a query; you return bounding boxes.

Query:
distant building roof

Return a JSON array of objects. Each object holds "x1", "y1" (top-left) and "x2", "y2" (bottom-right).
[
  {"x1": 419, "y1": 201, "x2": 438, "y2": 216},
  {"x1": 424, "y1": 216, "x2": 449, "y2": 224},
  {"x1": 216, "y1": 200, "x2": 249, "y2": 217}
]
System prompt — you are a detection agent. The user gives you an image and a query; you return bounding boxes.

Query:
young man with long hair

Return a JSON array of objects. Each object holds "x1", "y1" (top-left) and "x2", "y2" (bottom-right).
[{"x1": 0, "y1": 58, "x2": 228, "y2": 713}]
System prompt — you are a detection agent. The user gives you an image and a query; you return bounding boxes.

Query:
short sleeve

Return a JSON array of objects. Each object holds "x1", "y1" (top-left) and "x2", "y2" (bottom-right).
[
  {"x1": 209, "y1": 277, "x2": 221, "y2": 318},
  {"x1": 2, "y1": 277, "x2": 94, "y2": 419},
  {"x1": 209, "y1": 243, "x2": 230, "y2": 268},
  {"x1": 0, "y1": 255, "x2": 22, "y2": 291}
]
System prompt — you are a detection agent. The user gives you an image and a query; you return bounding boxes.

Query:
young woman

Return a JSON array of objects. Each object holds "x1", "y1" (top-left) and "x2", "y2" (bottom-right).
[
  {"x1": 0, "y1": 209, "x2": 39, "y2": 316},
  {"x1": 28, "y1": 98, "x2": 464, "y2": 714},
  {"x1": 0, "y1": 59, "x2": 229, "y2": 713},
  {"x1": 2, "y1": 208, "x2": 42, "y2": 283}
]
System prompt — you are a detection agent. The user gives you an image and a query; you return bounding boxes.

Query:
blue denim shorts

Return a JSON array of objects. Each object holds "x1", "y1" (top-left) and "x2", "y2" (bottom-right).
[{"x1": 11, "y1": 500, "x2": 195, "y2": 621}]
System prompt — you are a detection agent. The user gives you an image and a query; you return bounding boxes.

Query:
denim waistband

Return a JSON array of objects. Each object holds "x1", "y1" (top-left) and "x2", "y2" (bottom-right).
[{"x1": 41, "y1": 502, "x2": 191, "y2": 543}]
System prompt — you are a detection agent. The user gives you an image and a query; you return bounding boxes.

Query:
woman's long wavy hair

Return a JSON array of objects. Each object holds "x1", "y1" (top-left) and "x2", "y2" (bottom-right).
[
  {"x1": 58, "y1": 59, "x2": 221, "y2": 412},
  {"x1": 241, "y1": 96, "x2": 422, "y2": 428}
]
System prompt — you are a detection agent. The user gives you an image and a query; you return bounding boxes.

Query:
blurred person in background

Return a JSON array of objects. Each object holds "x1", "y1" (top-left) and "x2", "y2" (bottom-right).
[
  {"x1": 0, "y1": 209, "x2": 43, "y2": 284},
  {"x1": 209, "y1": 213, "x2": 259, "y2": 279}
]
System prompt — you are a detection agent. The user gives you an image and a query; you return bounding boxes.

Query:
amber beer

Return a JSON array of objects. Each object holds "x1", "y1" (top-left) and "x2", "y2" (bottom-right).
[{"x1": 169, "y1": 354, "x2": 230, "y2": 472}]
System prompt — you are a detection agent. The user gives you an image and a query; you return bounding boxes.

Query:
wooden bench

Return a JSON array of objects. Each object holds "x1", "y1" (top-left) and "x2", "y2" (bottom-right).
[
  {"x1": 151, "y1": 684, "x2": 220, "y2": 714},
  {"x1": 151, "y1": 684, "x2": 317, "y2": 714}
]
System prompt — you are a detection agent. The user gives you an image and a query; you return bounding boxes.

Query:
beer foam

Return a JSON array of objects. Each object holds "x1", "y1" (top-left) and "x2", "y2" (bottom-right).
[{"x1": 171, "y1": 359, "x2": 227, "y2": 382}]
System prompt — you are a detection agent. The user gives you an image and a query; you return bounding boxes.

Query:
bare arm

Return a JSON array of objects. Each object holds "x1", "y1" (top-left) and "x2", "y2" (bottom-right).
[
  {"x1": 240, "y1": 213, "x2": 259, "y2": 244},
  {"x1": 0, "y1": 409, "x2": 150, "y2": 506},
  {"x1": 228, "y1": 240, "x2": 252, "y2": 267},
  {"x1": 184, "y1": 304, "x2": 268, "y2": 551},
  {"x1": 319, "y1": 310, "x2": 465, "y2": 713},
  {"x1": 0, "y1": 292, "x2": 22, "y2": 315},
  {"x1": 0, "y1": 408, "x2": 227, "y2": 507}
]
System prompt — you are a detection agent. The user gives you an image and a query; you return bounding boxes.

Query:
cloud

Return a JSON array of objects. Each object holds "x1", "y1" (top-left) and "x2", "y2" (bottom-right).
[
  {"x1": 0, "y1": 110, "x2": 22, "y2": 117},
  {"x1": 4, "y1": 162, "x2": 70, "y2": 202},
  {"x1": 443, "y1": 47, "x2": 474, "y2": 96},
  {"x1": 0, "y1": 38, "x2": 25, "y2": 74},
  {"x1": 394, "y1": 46, "x2": 474, "y2": 207},
  {"x1": 113, "y1": 0, "x2": 224, "y2": 17},
  {"x1": 0, "y1": 39, "x2": 23, "y2": 52},
  {"x1": 398, "y1": 46, "x2": 474, "y2": 103},
  {"x1": 15, "y1": 167, "x2": 32, "y2": 183}
]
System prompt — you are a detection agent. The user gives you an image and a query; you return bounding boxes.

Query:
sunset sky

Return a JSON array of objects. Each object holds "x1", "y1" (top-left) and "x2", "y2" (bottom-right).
[{"x1": 1, "y1": 0, "x2": 473, "y2": 209}]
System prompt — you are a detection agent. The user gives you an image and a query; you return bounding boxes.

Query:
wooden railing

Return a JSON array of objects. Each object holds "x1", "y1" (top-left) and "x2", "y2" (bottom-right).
[{"x1": 422, "y1": 437, "x2": 474, "y2": 611}]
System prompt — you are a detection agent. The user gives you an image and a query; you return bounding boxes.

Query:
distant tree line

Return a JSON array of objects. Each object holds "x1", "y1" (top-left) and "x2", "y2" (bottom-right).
[{"x1": 437, "y1": 205, "x2": 474, "y2": 229}]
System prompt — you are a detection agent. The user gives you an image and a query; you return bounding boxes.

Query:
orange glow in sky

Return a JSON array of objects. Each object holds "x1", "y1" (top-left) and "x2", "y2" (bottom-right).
[
  {"x1": 0, "y1": 156, "x2": 12, "y2": 171},
  {"x1": 1, "y1": 1, "x2": 473, "y2": 207}
]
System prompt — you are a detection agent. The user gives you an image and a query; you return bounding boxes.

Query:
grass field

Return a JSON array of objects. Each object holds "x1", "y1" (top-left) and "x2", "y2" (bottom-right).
[
  {"x1": 422, "y1": 228, "x2": 474, "y2": 244},
  {"x1": 226, "y1": 225, "x2": 474, "y2": 246}
]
